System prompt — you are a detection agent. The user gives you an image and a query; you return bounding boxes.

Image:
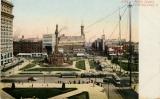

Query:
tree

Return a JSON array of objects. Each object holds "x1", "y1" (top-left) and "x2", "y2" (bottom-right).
[{"x1": 111, "y1": 57, "x2": 118, "y2": 64}]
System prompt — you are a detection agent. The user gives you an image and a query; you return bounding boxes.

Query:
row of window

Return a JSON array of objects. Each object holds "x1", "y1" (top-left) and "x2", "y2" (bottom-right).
[
  {"x1": 1, "y1": 18, "x2": 13, "y2": 22},
  {"x1": 1, "y1": 4, "x2": 12, "y2": 14},
  {"x1": 1, "y1": 36, "x2": 13, "y2": 38},
  {"x1": 1, "y1": 52, "x2": 13, "y2": 59},
  {"x1": 1, "y1": 59, "x2": 13, "y2": 65},
  {"x1": 1, "y1": 25, "x2": 12, "y2": 27},
  {"x1": 1, "y1": 49, "x2": 13, "y2": 52},
  {"x1": 1, "y1": 39, "x2": 12, "y2": 42},
  {"x1": 1, "y1": 20, "x2": 12, "y2": 24},
  {"x1": 1, "y1": 28, "x2": 12, "y2": 31},
  {"x1": 1, "y1": 32, "x2": 12, "y2": 35}
]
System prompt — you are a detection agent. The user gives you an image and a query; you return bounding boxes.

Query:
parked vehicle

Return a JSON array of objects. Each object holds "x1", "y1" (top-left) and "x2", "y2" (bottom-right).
[
  {"x1": 60, "y1": 72, "x2": 78, "y2": 78},
  {"x1": 28, "y1": 77, "x2": 36, "y2": 81}
]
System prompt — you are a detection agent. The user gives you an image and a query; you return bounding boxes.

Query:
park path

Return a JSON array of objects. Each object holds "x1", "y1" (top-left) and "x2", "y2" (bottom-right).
[
  {"x1": 72, "y1": 61, "x2": 76, "y2": 68},
  {"x1": 3, "y1": 59, "x2": 31, "y2": 76},
  {"x1": 85, "y1": 59, "x2": 90, "y2": 72}
]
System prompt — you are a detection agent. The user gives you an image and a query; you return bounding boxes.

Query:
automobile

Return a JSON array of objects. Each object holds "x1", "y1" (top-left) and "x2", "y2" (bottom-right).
[
  {"x1": 120, "y1": 77, "x2": 130, "y2": 87},
  {"x1": 55, "y1": 72, "x2": 62, "y2": 77},
  {"x1": 103, "y1": 77, "x2": 112, "y2": 83},
  {"x1": 28, "y1": 77, "x2": 36, "y2": 81}
]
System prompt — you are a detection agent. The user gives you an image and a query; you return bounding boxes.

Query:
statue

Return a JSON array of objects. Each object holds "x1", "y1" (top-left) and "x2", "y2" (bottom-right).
[{"x1": 48, "y1": 24, "x2": 64, "y2": 65}]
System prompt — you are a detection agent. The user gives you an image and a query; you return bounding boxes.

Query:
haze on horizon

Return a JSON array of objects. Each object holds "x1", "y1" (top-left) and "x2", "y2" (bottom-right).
[{"x1": 13, "y1": 0, "x2": 139, "y2": 42}]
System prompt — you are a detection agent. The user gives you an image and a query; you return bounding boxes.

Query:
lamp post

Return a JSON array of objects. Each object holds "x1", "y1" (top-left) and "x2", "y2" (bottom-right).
[
  {"x1": 105, "y1": 78, "x2": 110, "y2": 99},
  {"x1": 128, "y1": 2, "x2": 132, "y2": 87},
  {"x1": 44, "y1": 72, "x2": 47, "y2": 83}
]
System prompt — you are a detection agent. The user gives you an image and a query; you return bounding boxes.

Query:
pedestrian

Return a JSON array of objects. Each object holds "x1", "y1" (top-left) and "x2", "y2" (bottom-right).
[
  {"x1": 78, "y1": 80, "x2": 80, "y2": 84},
  {"x1": 73, "y1": 80, "x2": 76, "y2": 84}
]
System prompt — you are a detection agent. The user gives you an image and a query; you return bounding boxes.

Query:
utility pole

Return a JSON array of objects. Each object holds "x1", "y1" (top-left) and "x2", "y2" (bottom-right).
[
  {"x1": 118, "y1": 7, "x2": 122, "y2": 74},
  {"x1": 119, "y1": 7, "x2": 121, "y2": 44},
  {"x1": 128, "y1": 2, "x2": 132, "y2": 87}
]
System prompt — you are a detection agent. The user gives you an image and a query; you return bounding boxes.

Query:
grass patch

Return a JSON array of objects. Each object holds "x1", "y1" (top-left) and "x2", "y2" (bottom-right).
[
  {"x1": 20, "y1": 63, "x2": 36, "y2": 70},
  {"x1": 76, "y1": 60, "x2": 85, "y2": 70},
  {"x1": 26, "y1": 67, "x2": 80, "y2": 71},
  {"x1": 89, "y1": 60, "x2": 97, "y2": 69},
  {"x1": 3, "y1": 88, "x2": 77, "y2": 99},
  {"x1": 119, "y1": 62, "x2": 138, "y2": 72},
  {"x1": 68, "y1": 91, "x2": 89, "y2": 99},
  {"x1": 19, "y1": 72, "x2": 43, "y2": 74}
]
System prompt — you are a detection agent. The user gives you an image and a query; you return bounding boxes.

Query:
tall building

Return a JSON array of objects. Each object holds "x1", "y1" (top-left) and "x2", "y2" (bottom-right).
[
  {"x1": 42, "y1": 33, "x2": 55, "y2": 55},
  {"x1": 1, "y1": 0, "x2": 14, "y2": 66}
]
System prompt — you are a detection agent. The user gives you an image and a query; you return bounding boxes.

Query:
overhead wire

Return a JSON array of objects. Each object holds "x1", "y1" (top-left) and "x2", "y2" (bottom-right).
[
  {"x1": 88, "y1": 5, "x2": 128, "y2": 42},
  {"x1": 86, "y1": 4, "x2": 127, "y2": 30}
]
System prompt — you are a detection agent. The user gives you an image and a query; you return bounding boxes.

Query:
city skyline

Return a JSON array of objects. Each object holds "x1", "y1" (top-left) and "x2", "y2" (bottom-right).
[{"x1": 13, "y1": 0, "x2": 138, "y2": 42}]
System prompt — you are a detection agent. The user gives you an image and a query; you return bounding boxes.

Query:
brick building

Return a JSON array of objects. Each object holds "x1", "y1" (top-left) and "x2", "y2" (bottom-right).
[{"x1": 13, "y1": 39, "x2": 43, "y2": 57}]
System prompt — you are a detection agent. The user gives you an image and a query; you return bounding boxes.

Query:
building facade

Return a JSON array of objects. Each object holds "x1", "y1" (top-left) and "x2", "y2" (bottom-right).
[
  {"x1": 58, "y1": 25, "x2": 85, "y2": 55},
  {"x1": 13, "y1": 39, "x2": 44, "y2": 57},
  {"x1": 1, "y1": 0, "x2": 14, "y2": 66},
  {"x1": 42, "y1": 33, "x2": 55, "y2": 55},
  {"x1": 43, "y1": 25, "x2": 85, "y2": 56},
  {"x1": 58, "y1": 35, "x2": 85, "y2": 54}
]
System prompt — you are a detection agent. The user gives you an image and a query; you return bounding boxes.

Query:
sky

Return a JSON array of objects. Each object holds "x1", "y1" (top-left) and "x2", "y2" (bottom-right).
[{"x1": 12, "y1": 0, "x2": 139, "y2": 42}]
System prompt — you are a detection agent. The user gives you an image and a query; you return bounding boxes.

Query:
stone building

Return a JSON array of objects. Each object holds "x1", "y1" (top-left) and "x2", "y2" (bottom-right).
[
  {"x1": 42, "y1": 33, "x2": 55, "y2": 55},
  {"x1": 58, "y1": 25, "x2": 85, "y2": 55},
  {"x1": 1, "y1": 0, "x2": 14, "y2": 66}
]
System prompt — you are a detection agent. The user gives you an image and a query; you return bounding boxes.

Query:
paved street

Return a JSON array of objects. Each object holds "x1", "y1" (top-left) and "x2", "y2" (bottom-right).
[
  {"x1": 1, "y1": 75, "x2": 138, "y2": 99},
  {"x1": 1, "y1": 56, "x2": 138, "y2": 99},
  {"x1": 103, "y1": 83, "x2": 138, "y2": 99}
]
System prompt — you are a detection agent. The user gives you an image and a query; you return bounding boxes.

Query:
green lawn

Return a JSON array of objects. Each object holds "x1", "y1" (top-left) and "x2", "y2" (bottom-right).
[
  {"x1": 19, "y1": 72, "x2": 43, "y2": 74},
  {"x1": 76, "y1": 60, "x2": 86, "y2": 70},
  {"x1": 68, "y1": 91, "x2": 89, "y2": 99},
  {"x1": 3, "y1": 88, "x2": 77, "y2": 99},
  {"x1": 89, "y1": 60, "x2": 97, "y2": 69},
  {"x1": 26, "y1": 67, "x2": 80, "y2": 71},
  {"x1": 20, "y1": 63, "x2": 36, "y2": 70},
  {"x1": 118, "y1": 62, "x2": 138, "y2": 71}
]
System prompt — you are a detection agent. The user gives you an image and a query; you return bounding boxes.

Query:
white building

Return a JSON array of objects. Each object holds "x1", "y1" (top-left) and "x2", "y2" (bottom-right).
[
  {"x1": 1, "y1": 0, "x2": 14, "y2": 66},
  {"x1": 42, "y1": 33, "x2": 56, "y2": 53}
]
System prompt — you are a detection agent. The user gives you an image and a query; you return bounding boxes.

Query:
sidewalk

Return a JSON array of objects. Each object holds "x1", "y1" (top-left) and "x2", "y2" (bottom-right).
[
  {"x1": 3, "y1": 59, "x2": 31, "y2": 77},
  {"x1": 1, "y1": 83, "x2": 107, "y2": 99},
  {"x1": 85, "y1": 59, "x2": 90, "y2": 72}
]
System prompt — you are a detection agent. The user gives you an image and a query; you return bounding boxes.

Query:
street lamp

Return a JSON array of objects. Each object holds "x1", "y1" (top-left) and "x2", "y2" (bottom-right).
[
  {"x1": 43, "y1": 72, "x2": 47, "y2": 83},
  {"x1": 105, "y1": 78, "x2": 110, "y2": 99}
]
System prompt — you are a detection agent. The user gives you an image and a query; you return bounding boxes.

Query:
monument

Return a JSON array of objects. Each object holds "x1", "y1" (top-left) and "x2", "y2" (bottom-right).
[{"x1": 48, "y1": 24, "x2": 64, "y2": 65}]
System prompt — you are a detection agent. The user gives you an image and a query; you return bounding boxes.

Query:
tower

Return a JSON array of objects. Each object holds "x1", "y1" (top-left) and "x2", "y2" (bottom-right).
[
  {"x1": 81, "y1": 25, "x2": 85, "y2": 37},
  {"x1": 54, "y1": 24, "x2": 59, "y2": 53},
  {"x1": 48, "y1": 24, "x2": 64, "y2": 66}
]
